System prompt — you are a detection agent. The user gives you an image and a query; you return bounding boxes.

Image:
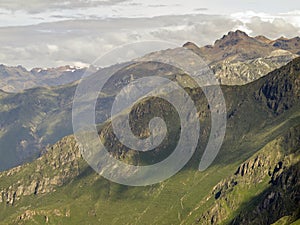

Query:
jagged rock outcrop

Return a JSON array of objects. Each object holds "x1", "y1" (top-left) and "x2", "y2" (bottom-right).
[
  {"x1": 0, "y1": 136, "x2": 81, "y2": 205},
  {"x1": 254, "y1": 57, "x2": 300, "y2": 114},
  {"x1": 195, "y1": 125, "x2": 300, "y2": 225},
  {"x1": 232, "y1": 162, "x2": 300, "y2": 225},
  {"x1": 211, "y1": 51, "x2": 297, "y2": 85}
]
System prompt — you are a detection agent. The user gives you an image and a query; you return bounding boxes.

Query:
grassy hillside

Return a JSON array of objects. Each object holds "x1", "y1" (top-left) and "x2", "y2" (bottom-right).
[
  {"x1": 0, "y1": 58, "x2": 299, "y2": 224},
  {"x1": 1, "y1": 32, "x2": 300, "y2": 171}
]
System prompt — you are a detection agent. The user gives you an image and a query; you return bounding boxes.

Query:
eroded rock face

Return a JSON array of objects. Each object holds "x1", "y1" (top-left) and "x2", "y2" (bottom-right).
[
  {"x1": 13, "y1": 208, "x2": 70, "y2": 224},
  {"x1": 212, "y1": 52, "x2": 297, "y2": 85},
  {"x1": 0, "y1": 136, "x2": 82, "y2": 205},
  {"x1": 196, "y1": 125, "x2": 300, "y2": 225},
  {"x1": 231, "y1": 163, "x2": 300, "y2": 225}
]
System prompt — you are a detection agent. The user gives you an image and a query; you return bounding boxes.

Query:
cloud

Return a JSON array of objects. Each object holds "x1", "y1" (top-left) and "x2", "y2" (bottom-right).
[
  {"x1": 47, "y1": 44, "x2": 59, "y2": 53},
  {"x1": 230, "y1": 10, "x2": 300, "y2": 39},
  {"x1": 0, "y1": 14, "x2": 240, "y2": 68},
  {"x1": 0, "y1": 0, "x2": 129, "y2": 13},
  {"x1": 0, "y1": 13, "x2": 299, "y2": 69},
  {"x1": 279, "y1": 10, "x2": 300, "y2": 28},
  {"x1": 150, "y1": 15, "x2": 242, "y2": 45},
  {"x1": 246, "y1": 17, "x2": 300, "y2": 38}
]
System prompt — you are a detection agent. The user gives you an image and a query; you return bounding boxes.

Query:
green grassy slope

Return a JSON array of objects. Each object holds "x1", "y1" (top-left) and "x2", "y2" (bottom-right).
[{"x1": 0, "y1": 58, "x2": 299, "y2": 224}]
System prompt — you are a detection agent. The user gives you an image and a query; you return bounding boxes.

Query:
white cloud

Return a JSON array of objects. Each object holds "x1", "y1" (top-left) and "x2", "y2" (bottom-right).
[
  {"x1": 0, "y1": 8, "x2": 300, "y2": 68},
  {"x1": 231, "y1": 11, "x2": 278, "y2": 23},
  {"x1": 0, "y1": 14, "x2": 248, "y2": 68},
  {"x1": 246, "y1": 17, "x2": 300, "y2": 39},
  {"x1": 230, "y1": 10, "x2": 300, "y2": 39},
  {"x1": 0, "y1": 0, "x2": 128, "y2": 13},
  {"x1": 279, "y1": 10, "x2": 300, "y2": 28},
  {"x1": 47, "y1": 44, "x2": 59, "y2": 53},
  {"x1": 0, "y1": 1, "x2": 299, "y2": 29}
]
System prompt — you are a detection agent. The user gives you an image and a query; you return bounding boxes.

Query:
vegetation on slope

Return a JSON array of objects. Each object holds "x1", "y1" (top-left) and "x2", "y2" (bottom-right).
[{"x1": 0, "y1": 58, "x2": 299, "y2": 224}]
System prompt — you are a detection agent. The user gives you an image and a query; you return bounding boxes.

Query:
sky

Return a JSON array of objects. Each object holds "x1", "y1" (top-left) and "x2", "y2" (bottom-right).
[{"x1": 0, "y1": 0, "x2": 299, "y2": 69}]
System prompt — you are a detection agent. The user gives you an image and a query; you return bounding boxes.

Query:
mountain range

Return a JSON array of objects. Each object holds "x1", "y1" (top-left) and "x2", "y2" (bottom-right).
[
  {"x1": 0, "y1": 65, "x2": 97, "y2": 93},
  {"x1": 1, "y1": 30, "x2": 299, "y2": 172},
  {"x1": 0, "y1": 31, "x2": 299, "y2": 92},
  {"x1": 0, "y1": 54, "x2": 299, "y2": 225},
  {"x1": 0, "y1": 30, "x2": 299, "y2": 225}
]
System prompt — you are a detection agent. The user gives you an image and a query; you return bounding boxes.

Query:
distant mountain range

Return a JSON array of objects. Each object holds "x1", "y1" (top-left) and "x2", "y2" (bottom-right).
[
  {"x1": 0, "y1": 55, "x2": 299, "y2": 225},
  {"x1": 0, "y1": 65, "x2": 97, "y2": 92},
  {"x1": 0, "y1": 30, "x2": 299, "y2": 92}
]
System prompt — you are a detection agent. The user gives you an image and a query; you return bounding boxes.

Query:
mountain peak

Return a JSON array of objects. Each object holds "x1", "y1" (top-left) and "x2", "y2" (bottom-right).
[
  {"x1": 255, "y1": 35, "x2": 272, "y2": 44},
  {"x1": 183, "y1": 41, "x2": 200, "y2": 50},
  {"x1": 214, "y1": 30, "x2": 251, "y2": 48},
  {"x1": 223, "y1": 30, "x2": 250, "y2": 39},
  {"x1": 228, "y1": 30, "x2": 249, "y2": 37}
]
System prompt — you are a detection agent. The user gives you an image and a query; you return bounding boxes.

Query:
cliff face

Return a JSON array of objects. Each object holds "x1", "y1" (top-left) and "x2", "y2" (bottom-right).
[
  {"x1": 254, "y1": 57, "x2": 300, "y2": 115},
  {"x1": 232, "y1": 162, "x2": 300, "y2": 225},
  {"x1": 0, "y1": 136, "x2": 82, "y2": 206},
  {"x1": 194, "y1": 125, "x2": 300, "y2": 225}
]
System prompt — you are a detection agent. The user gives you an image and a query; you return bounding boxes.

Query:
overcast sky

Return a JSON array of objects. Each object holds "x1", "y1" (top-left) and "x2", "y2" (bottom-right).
[{"x1": 0, "y1": 0, "x2": 299, "y2": 69}]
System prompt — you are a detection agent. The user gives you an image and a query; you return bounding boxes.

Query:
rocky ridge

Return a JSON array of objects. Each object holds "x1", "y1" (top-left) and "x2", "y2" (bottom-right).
[
  {"x1": 194, "y1": 125, "x2": 300, "y2": 225},
  {"x1": 0, "y1": 136, "x2": 81, "y2": 206}
]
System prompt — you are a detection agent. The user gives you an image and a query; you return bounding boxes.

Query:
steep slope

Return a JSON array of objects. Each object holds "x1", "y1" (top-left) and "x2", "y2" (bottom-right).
[
  {"x1": 211, "y1": 49, "x2": 296, "y2": 85},
  {"x1": 189, "y1": 126, "x2": 300, "y2": 224},
  {"x1": 0, "y1": 60, "x2": 194, "y2": 171},
  {"x1": 0, "y1": 57, "x2": 299, "y2": 224},
  {"x1": 0, "y1": 36, "x2": 299, "y2": 172},
  {"x1": 255, "y1": 35, "x2": 272, "y2": 44},
  {"x1": 0, "y1": 85, "x2": 75, "y2": 171}
]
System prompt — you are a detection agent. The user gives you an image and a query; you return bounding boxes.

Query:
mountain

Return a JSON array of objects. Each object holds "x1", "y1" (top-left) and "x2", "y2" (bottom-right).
[
  {"x1": 0, "y1": 59, "x2": 194, "y2": 171},
  {"x1": 0, "y1": 84, "x2": 75, "y2": 171},
  {"x1": 270, "y1": 37, "x2": 300, "y2": 54},
  {"x1": 0, "y1": 65, "x2": 97, "y2": 92},
  {"x1": 1, "y1": 30, "x2": 299, "y2": 172},
  {"x1": 189, "y1": 30, "x2": 300, "y2": 85},
  {"x1": 144, "y1": 30, "x2": 300, "y2": 85},
  {"x1": 192, "y1": 125, "x2": 300, "y2": 225},
  {"x1": 1, "y1": 31, "x2": 299, "y2": 93},
  {"x1": 195, "y1": 30, "x2": 277, "y2": 62},
  {"x1": 189, "y1": 30, "x2": 300, "y2": 63},
  {"x1": 255, "y1": 35, "x2": 272, "y2": 44},
  {"x1": 0, "y1": 57, "x2": 299, "y2": 224}
]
